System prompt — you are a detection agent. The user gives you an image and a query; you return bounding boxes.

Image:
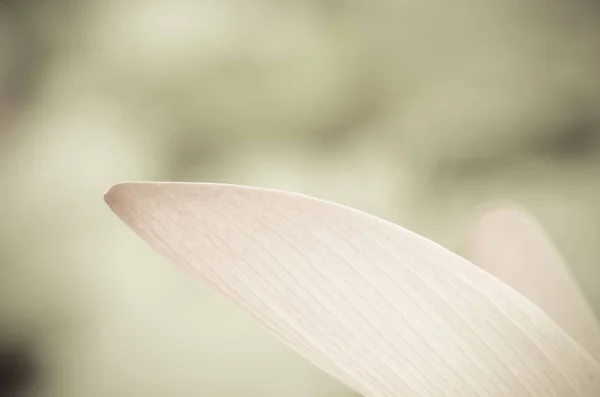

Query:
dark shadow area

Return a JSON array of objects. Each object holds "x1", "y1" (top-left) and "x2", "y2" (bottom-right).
[{"x1": 0, "y1": 344, "x2": 37, "y2": 397}]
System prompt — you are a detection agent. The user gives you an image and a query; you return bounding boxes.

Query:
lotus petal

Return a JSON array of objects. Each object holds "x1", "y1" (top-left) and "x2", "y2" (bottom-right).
[
  {"x1": 469, "y1": 205, "x2": 600, "y2": 360},
  {"x1": 105, "y1": 182, "x2": 600, "y2": 396}
]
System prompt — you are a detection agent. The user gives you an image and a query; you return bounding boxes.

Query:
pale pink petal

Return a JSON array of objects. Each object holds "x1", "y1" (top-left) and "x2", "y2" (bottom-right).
[
  {"x1": 105, "y1": 182, "x2": 600, "y2": 396},
  {"x1": 468, "y1": 204, "x2": 600, "y2": 360}
]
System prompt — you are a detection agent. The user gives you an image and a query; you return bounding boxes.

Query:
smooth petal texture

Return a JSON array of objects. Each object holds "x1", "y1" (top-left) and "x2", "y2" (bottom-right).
[
  {"x1": 468, "y1": 204, "x2": 600, "y2": 361},
  {"x1": 105, "y1": 182, "x2": 600, "y2": 397}
]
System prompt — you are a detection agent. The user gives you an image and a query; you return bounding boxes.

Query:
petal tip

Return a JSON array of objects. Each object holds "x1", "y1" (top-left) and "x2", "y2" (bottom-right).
[
  {"x1": 104, "y1": 182, "x2": 132, "y2": 206},
  {"x1": 472, "y1": 201, "x2": 536, "y2": 231},
  {"x1": 103, "y1": 181, "x2": 153, "y2": 218}
]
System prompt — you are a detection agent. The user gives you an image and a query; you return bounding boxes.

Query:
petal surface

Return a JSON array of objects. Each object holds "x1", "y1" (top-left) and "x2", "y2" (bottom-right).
[{"x1": 105, "y1": 182, "x2": 600, "y2": 397}]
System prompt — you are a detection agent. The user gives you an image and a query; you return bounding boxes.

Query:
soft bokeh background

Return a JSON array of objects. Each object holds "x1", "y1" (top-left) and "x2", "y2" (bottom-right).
[{"x1": 1, "y1": 0, "x2": 600, "y2": 396}]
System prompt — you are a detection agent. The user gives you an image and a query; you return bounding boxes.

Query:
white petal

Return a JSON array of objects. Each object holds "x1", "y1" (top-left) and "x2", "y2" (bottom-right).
[
  {"x1": 105, "y1": 182, "x2": 600, "y2": 397},
  {"x1": 469, "y1": 204, "x2": 600, "y2": 360}
]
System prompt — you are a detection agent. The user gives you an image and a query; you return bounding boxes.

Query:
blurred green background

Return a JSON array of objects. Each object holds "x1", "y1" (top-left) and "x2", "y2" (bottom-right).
[{"x1": 1, "y1": 0, "x2": 600, "y2": 396}]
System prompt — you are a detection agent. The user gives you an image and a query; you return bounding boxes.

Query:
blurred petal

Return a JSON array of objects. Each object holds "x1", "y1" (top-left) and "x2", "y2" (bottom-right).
[
  {"x1": 468, "y1": 204, "x2": 600, "y2": 360},
  {"x1": 105, "y1": 182, "x2": 600, "y2": 396}
]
